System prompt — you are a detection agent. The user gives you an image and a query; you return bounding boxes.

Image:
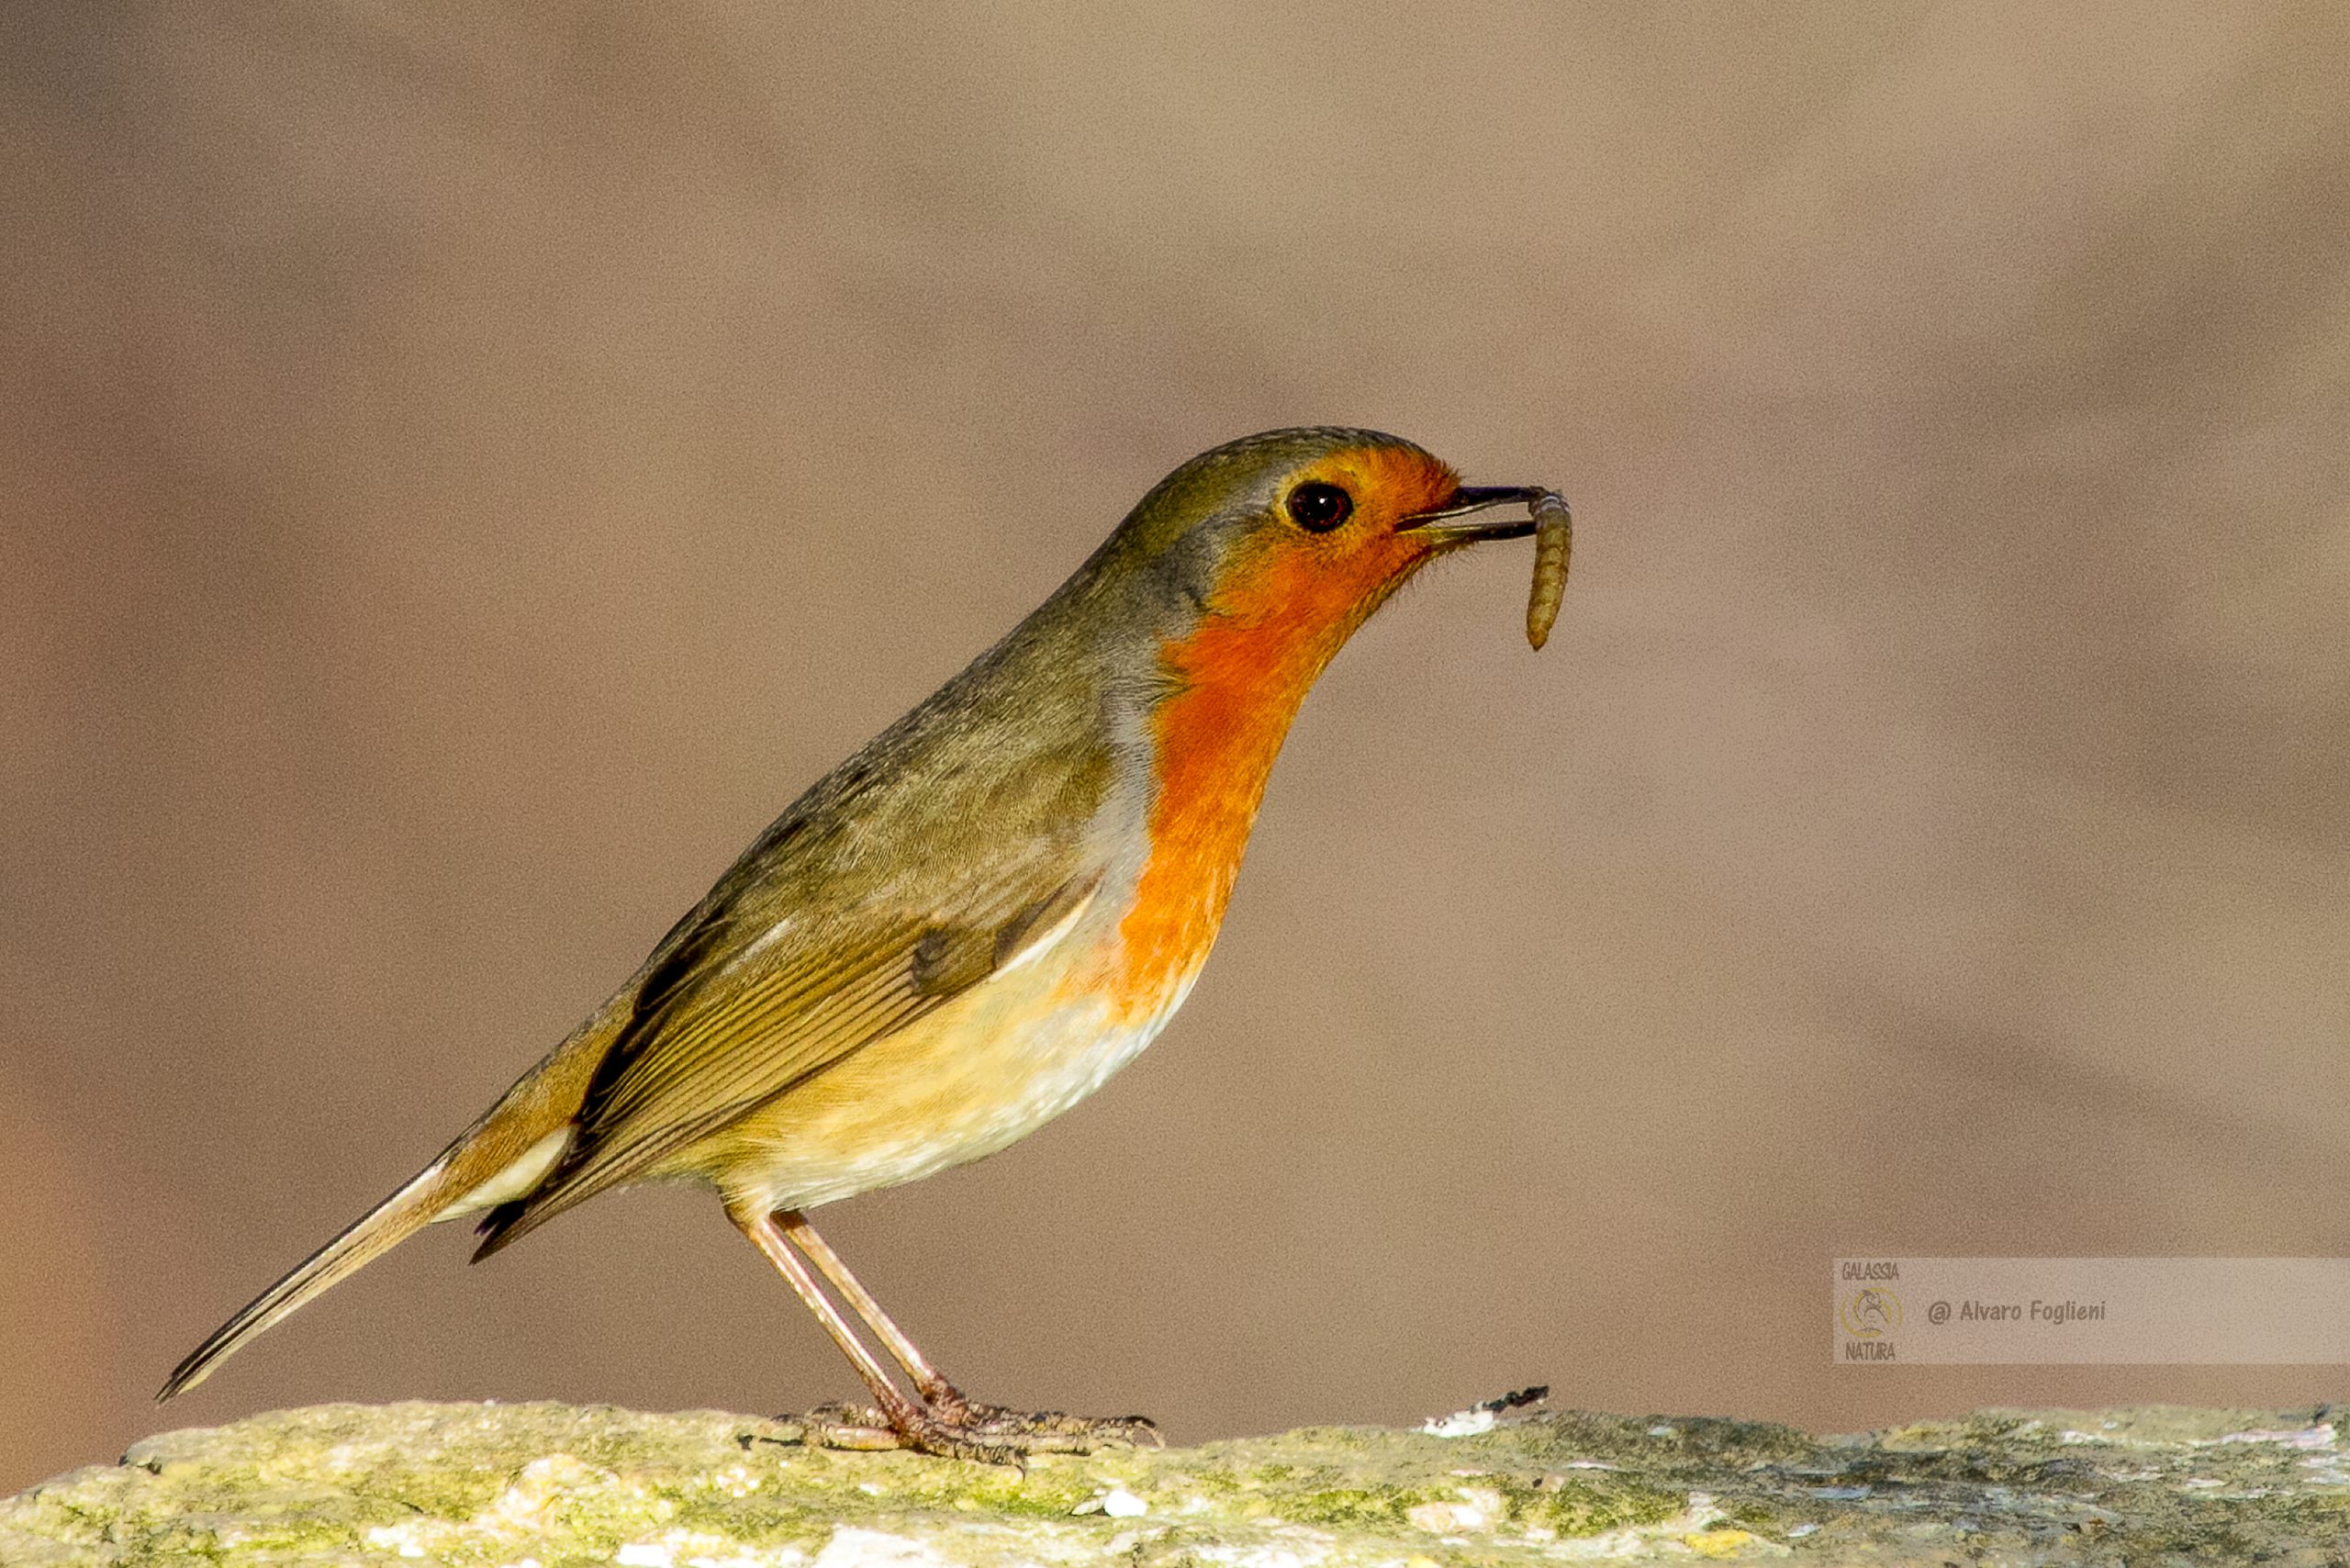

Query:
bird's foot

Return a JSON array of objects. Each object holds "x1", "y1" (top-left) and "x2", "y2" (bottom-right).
[
  {"x1": 784, "y1": 1397, "x2": 1160, "y2": 1467},
  {"x1": 930, "y1": 1394, "x2": 1164, "y2": 1450},
  {"x1": 794, "y1": 1401, "x2": 1026, "y2": 1467}
]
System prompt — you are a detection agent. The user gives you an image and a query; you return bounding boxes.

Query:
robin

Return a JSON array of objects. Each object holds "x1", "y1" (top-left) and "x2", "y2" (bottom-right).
[{"x1": 161, "y1": 427, "x2": 1568, "y2": 1463}]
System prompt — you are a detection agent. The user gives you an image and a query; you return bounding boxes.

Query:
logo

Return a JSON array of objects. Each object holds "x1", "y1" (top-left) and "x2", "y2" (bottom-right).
[{"x1": 1841, "y1": 1287, "x2": 1902, "y2": 1338}]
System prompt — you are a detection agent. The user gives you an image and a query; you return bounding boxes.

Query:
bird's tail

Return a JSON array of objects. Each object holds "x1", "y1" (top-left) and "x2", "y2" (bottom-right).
[
  {"x1": 157, "y1": 1019, "x2": 612, "y2": 1402},
  {"x1": 159, "y1": 1151, "x2": 468, "y2": 1400}
]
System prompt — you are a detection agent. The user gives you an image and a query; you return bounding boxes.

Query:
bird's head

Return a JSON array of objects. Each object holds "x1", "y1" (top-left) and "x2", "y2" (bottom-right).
[{"x1": 1097, "y1": 426, "x2": 1549, "y2": 686}]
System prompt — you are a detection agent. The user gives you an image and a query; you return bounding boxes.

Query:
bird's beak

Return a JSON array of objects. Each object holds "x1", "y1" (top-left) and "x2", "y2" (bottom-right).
[{"x1": 1397, "y1": 485, "x2": 1555, "y2": 543}]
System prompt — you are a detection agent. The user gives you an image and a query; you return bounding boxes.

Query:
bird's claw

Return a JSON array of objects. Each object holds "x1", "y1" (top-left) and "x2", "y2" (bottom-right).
[
  {"x1": 943, "y1": 1401, "x2": 1164, "y2": 1450},
  {"x1": 770, "y1": 1398, "x2": 1162, "y2": 1466},
  {"x1": 784, "y1": 1402, "x2": 1025, "y2": 1468}
]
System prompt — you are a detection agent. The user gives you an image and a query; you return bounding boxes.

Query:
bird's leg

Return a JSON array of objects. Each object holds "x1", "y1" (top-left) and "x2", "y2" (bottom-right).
[
  {"x1": 776, "y1": 1211, "x2": 966, "y2": 1412},
  {"x1": 781, "y1": 1210, "x2": 1159, "y2": 1449},
  {"x1": 743, "y1": 1207, "x2": 1160, "y2": 1456},
  {"x1": 735, "y1": 1206, "x2": 1023, "y2": 1465}
]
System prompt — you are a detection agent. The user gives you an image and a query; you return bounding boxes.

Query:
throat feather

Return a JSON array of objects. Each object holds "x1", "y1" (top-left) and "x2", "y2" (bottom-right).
[{"x1": 1107, "y1": 610, "x2": 1326, "y2": 1016}]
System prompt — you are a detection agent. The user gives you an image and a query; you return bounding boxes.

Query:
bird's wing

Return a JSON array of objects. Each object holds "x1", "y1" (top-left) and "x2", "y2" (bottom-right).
[{"x1": 471, "y1": 816, "x2": 1106, "y2": 1257}]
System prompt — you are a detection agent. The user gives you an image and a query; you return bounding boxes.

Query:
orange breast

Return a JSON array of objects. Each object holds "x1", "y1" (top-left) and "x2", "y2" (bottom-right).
[
  {"x1": 1094, "y1": 444, "x2": 1460, "y2": 1020},
  {"x1": 1103, "y1": 619, "x2": 1305, "y2": 1020}
]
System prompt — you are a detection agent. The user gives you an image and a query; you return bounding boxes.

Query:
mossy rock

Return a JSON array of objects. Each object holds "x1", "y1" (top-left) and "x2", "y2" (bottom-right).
[{"x1": 5, "y1": 1400, "x2": 2346, "y2": 1564}]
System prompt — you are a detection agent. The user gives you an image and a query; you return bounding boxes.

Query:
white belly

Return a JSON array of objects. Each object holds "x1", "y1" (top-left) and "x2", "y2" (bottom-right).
[{"x1": 716, "y1": 960, "x2": 1196, "y2": 1215}]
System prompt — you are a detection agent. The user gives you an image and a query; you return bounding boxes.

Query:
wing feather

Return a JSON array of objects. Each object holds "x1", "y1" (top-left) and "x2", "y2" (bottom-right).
[
  {"x1": 472, "y1": 869, "x2": 1097, "y2": 1256},
  {"x1": 470, "y1": 651, "x2": 1124, "y2": 1258}
]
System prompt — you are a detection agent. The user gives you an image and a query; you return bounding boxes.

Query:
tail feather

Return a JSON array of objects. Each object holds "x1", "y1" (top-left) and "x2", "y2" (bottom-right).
[
  {"x1": 162, "y1": 986, "x2": 637, "y2": 1401},
  {"x1": 159, "y1": 1153, "x2": 462, "y2": 1401}
]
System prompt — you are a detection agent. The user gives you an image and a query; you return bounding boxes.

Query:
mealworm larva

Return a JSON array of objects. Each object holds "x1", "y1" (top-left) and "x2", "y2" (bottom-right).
[{"x1": 1525, "y1": 490, "x2": 1572, "y2": 650}]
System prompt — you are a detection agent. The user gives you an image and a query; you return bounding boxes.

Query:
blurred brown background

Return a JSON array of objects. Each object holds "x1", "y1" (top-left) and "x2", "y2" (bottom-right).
[{"x1": 5, "y1": 0, "x2": 2347, "y2": 1495}]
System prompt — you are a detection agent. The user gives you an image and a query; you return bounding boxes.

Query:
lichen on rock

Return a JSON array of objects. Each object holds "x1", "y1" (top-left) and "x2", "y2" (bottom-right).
[{"x1": 5, "y1": 1400, "x2": 2347, "y2": 1564}]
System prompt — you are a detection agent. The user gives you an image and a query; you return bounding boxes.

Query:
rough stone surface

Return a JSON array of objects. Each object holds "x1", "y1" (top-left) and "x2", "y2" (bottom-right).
[{"x1": 5, "y1": 1401, "x2": 2347, "y2": 1565}]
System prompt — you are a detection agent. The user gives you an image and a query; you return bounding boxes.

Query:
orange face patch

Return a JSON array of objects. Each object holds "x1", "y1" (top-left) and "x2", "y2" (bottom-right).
[
  {"x1": 1094, "y1": 442, "x2": 1462, "y2": 1019},
  {"x1": 1203, "y1": 443, "x2": 1462, "y2": 642}
]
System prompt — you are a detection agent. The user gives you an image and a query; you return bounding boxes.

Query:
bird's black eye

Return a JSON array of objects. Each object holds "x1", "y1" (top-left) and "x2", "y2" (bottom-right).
[{"x1": 1286, "y1": 480, "x2": 1353, "y2": 532}]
